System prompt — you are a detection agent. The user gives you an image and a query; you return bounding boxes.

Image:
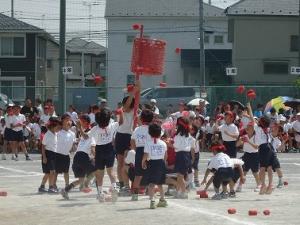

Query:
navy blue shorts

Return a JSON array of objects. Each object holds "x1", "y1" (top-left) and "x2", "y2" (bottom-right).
[
  {"x1": 232, "y1": 167, "x2": 240, "y2": 183},
  {"x1": 42, "y1": 150, "x2": 56, "y2": 174},
  {"x1": 55, "y1": 153, "x2": 70, "y2": 174},
  {"x1": 175, "y1": 151, "x2": 191, "y2": 176},
  {"x1": 135, "y1": 147, "x2": 145, "y2": 176},
  {"x1": 145, "y1": 159, "x2": 166, "y2": 185},
  {"x1": 4, "y1": 128, "x2": 13, "y2": 141},
  {"x1": 258, "y1": 144, "x2": 275, "y2": 168},
  {"x1": 272, "y1": 152, "x2": 281, "y2": 171},
  {"x1": 115, "y1": 132, "x2": 131, "y2": 155},
  {"x1": 192, "y1": 152, "x2": 200, "y2": 170},
  {"x1": 242, "y1": 152, "x2": 259, "y2": 173},
  {"x1": 213, "y1": 167, "x2": 234, "y2": 188},
  {"x1": 95, "y1": 143, "x2": 115, "y2": 170},
  {"x1": 223, "y1": 141, "x2": 237, "y2": 158},
  {"x1": 72, "y1": 151, "x2": 95, "y2": 178},
  {"x1": 11, "y1": 130, "x2": 24, "y2": 142}
]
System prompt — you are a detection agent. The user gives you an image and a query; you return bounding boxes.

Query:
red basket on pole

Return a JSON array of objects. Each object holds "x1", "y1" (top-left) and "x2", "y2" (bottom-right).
[
  {"x1": 131, "y1": 38, "x2": 166, "y2": 75},
  {"x1": 130, "y1": 24, "x2": 166, "y2": 128}
]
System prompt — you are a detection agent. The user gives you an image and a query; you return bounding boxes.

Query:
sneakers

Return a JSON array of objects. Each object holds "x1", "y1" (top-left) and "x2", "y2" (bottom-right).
[
  {"x1": 157, "y1": 199, "x2": 168, "y2": 207},
  {"x1": 131, "y1": 193, "x2": 138, "y2": 201},
  {"x1": 119, "y1": 186, "x2": 131, "y2": 196},
  {"x1": 61, "y1": 189, "x2": 69, "y2": 200},
  {"x1": 211, "y1": 193, "x2": 222, "y2": 200},
  {"x1": 236, "y1": 185, "x2": 242, "y2": 192},
  {"x1": 2, "y1": 154, "x2": 6, "y2": 160},
  {"x1": 229, "y1": 191, "x2": 236, "y2": 198},
  {"x1": 277, "y1": 180, "x2": 283, "y2": 188},
  {"x1": 26, "y1": 155, "x2": 32, "y2": 161},
  {"x1": 111, "y1": 188, "x2": 119, "y2": 202},
  {"x1": 254, "y1": 186, "x2": 261, "y2": 192},
  {"x1": 97, "y1": 192, "x2": 106, "y2": 203},
  {"x1": 48, "y1": 188, "x2": 58, "y2": 194},
  {"x1": 11, "y1": 155, "x2": 18, "y2": 161},
  {"x1": 220, "y1": 192, "x2": 229, "y2": 199},
  {"x1": 150, "y1": 200, "x2": 156, "y2": 209},
  {"x1": 38, "y1": 187, "x2": 48, "y2": 193}
]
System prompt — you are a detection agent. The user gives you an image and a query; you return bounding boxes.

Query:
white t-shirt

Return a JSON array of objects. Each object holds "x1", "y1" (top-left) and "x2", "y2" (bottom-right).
[
  {"x1": 125, "y1": 149, "x2": 136, "y2": 164},
  {"x1": 56, "y1": 129, "x2": 76, "y2": 155},
  {"x1": 117, "y1": 111, "x2": 134, "y2": 134},
  {"x1": 88, "y1": 113, "x2": 95, "y2": 124},
  {"x1": 219, "y1": 123, "x2": 239, "y2": 142},
  {"x1": 42, "y1": 130, "x2": 57, "y2": 152},
  {"x1": 241, "y1": 116, "x2": 251, "y2": 129},
  {"x1": 76, "y1": 136, "x2": 96, "y2": 155},
  {"x1": 89, "y1": 122, "x2": 119, "y2": 145},
  {"x1": 254, "y1": 124, "x2": 269, "y2": 146},
  {"x1": 243, "y1": 133, "x2": 259, "y2": 153},
  {"x1": 12, "y1": 114, "x2": 26, "y2": 132},
  {"x1": 30, "y1": 123, "x2": 41, "y2": 139},
  {"x1": 23, "y1": 125, "x2": 31, "y2": 137},
  {"x1": 131, "y1": 125, "x2": 151, "y2": 148},
  {"x1": 154, "y1": 106, "x2": 160, "y2": 115},
  {"x1": 204, "y1": 123, "x2": 214, "y2": 134},
  {"x1": 144, "y1": 139, "x2": 167, "y2": 160},
  {"x1": 40, "y1": 114, "x2": 50, "y2": 126},
  {"x1": 284, "y1": 123, "x2": 292, "y2": 133},
  {"x1": 231, "y1": 158, "x2": 244, "y2": 168},
  {"x1": 5, "y1": 115, "x2": 14, "y2": 129},
  {"x1": 67, "y1": 111, "x2": 78, "y2": 123},
  {"x1": 292, "y1": 121, "x2": 300, "y2": 142},
  {"x1": 269, "y1": 134, "x2": 281, "y2": 152},
  {"x1": 173, "y1": 134, "x2": 195, "y2": 152},
  {"x1": 207, "y1": 152, "x2": 233, "y2": 170}
]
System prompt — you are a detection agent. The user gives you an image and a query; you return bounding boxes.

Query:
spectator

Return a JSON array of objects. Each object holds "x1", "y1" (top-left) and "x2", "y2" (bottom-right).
[
  {"x1": 20, "y1": 98, "x2": 38, "y2": 117},
  {"x1": 253, "y1": 104, "x2": 264, "y2": 118},
  {"x1": 35, "y1": 98, "x2": 44, "y2": 116},
  {"x1": 150, "y1": 99, "x2": 160, "y2": 115}
]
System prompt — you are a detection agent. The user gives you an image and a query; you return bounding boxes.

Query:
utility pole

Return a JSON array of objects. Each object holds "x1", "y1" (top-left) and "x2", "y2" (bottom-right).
[
  {"x1": 298, "y1": 0, "x2": 300, "y2": 66},
  {"x1": 11, "y1": 0, "x2": 14, "y2": 18},
  {"x1": 83, "y1": 1, "x2": 100, "y2": 41},
  {"x1": 59, "y1": 0, "x2": 66, "y2": 114},
  {"x1": 199, "y1": 0, "x2": 206, "y2": 89}
]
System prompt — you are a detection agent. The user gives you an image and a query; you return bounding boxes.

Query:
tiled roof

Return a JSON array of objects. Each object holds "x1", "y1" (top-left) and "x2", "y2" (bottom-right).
[
  {"x1": 226, "y1": 0, "x2": 299, "y2": 16},
  {"x1": 105, "y1": 0, "x2": 225, "y2": 17},
  {"x1": 66, "y1": 38, "x2": 106, "y2": 55},
  {"x1": 0, "y1": 13, "x2": 43, "y2": 32}
]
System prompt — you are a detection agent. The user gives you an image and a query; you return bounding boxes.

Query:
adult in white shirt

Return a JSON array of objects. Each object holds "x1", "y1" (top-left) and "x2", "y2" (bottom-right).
[
  {"x1": 10, "y1": 105, "x2": 31, "y2": 161},
  {"x1": 150, "y1": 99, "x2": 160, "y2": 115},
  {"x1": 67, "y1": 105, "x2": 78, "y2": 124},
  {"x1": 217, "y1": 111, "x2": 239, "y2": 158},
  {"x1": 292, "y1": 113, "x2": 300, "y2": 148}
]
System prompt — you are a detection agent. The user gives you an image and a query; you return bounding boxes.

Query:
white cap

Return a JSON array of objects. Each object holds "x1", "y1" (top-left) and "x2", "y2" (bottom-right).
[
  {"x1": 205, "y1": 116, "x2": 210, "y2": 121},
  {"x1": 101, "y1": 98, "x2": 107, "y2": 103},
  {"x1": 297, "y1": 112, "x2": 300, "y2": 116},
  {"x1": 150, "y1": 99, "x2": 157, "y2": 103}
]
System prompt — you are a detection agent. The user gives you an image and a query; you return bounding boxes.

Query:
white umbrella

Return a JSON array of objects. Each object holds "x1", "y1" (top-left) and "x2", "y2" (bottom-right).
[{"x1": 188, "y1": 98, "x2": 209, "y2": 106}]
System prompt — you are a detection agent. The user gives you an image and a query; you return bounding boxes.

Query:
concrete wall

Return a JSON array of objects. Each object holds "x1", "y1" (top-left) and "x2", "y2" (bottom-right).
[
  {"x1": 106, "y1": 16, "x2": 231, "y2": 107},
  {"x1": 230, "y1": 16, "x2": 298, "y2": 84}
]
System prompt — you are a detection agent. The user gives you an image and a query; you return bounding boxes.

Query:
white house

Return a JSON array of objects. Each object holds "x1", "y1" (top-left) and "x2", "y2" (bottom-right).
[{"x1": 105, "y1": 0, "x2": 232, "y2": 107}]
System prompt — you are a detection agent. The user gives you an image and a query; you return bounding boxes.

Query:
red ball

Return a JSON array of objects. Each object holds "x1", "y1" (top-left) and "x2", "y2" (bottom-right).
[
  {"x1": 248, "y1": 210, "x2": 258, "y2": 216},
  {"x1": 94, "y1": 75, "x2": 104, "y2": 85},
  {"x1": 198, "y1": 190, "x2": 208, "y2": 198},
  {"x1": 159, "y1": 82, "x2": 167, "y2": 87},
  {"x1": 284, "y1": 181, "x2": 288, "y2": 186},
  {"x1": 247, "y1": 89, "x2": 256, "y2": 100},
  {"x1": 236, "y1": 85, "x2": 245, "y2": 94},
  {"x1": 228, "y1": 208, "x2": 237, "y2": 214},
  {"x1": 0, "y1": 191, "x2": 7, "y2": 197},
  {"x1": 132, "y1": 24, "x2": 141, "y2": 30},
  {"x1": 175, "y1": 48, "x2": 181, "y2": 54},
  {"x1": 263, "y1": 209, "x2": 271, "y2": 216}
]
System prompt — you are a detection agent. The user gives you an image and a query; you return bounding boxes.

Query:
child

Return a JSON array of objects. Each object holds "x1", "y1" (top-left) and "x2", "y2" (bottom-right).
[
  {"x1": 247, "y1": 102, "x2": 275, "y2": 195},
  {"x1": 3, "y1": 106, "x2": 14, "y2": 160},
  {"x1": 61, "y1": 115, "x2": 96, "y2": 200},
  {"x1": 1, "y1": 118, "x2": 7, "y2": 160},
  {"x1": 201, "y1": 144, "x2": 234, "y2": 200},
  {"x1": 55, "y1": 114, "x2": 76, "y2": 189},
  {"x1": 173, "y1": 117, "x2": 195, "y2": 199},
  {"x1": 87, "y1": 108, "x2": 123, "y2": 202},
  {"x1": 217, "y1": 111, "x2": 239, "y2": 158},
  {"x1": 236, "y1": 121, "x2": 261, "y2": 192},
  {"x1": 192, "y1": 127, "x2": 203, "y2": 187},
  {"x1": 131, "y1": 109, "x2": 154, "y2": 201},
  {"x1": 142, "y1": 123, "x2": 167, "y2": 209},
  {"x1": 39, "y1": 117, "x2": 61, "y2": 193},
  {"x1": 10, "y1": 105, "x2": 31, "y2": 161}
]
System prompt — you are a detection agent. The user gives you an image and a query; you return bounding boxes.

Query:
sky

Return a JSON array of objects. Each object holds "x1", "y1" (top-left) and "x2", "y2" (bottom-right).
[{"x1": 0, "y1": 0, "x2": 239, "y2": 46}]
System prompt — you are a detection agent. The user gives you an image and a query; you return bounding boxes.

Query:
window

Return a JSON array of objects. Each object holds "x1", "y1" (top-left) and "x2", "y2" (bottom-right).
[
  {"x1": 290, "y1": 35, "x2": 298, "y2": 52},
  {"x1": 127, "y1": 74, "x2": 135, "y2": 85},
  {"x1": 0, "y1": 77, "x2": 26, "y2": 101},
  {"x1": 264, "y1": 61, "x2": 289, "y2": 74},
  {"x1": 152, "y1": 89, "x2": 167, "y2": 99},
  {"x1": 166, "y1": 88, "x2": 195, "y2": 98},
  {"x1": 0, "y1": 36, "x2": 25, "y2": 57},
  {"x1": 214, "y1": 35, "x2": 224, "y2": 44},
  {"x1": 204, "y1": 35, "x2": 210, "y2": 43},
  {"x1": 47, "y1": 59, "x2": 53, "y2": 69}
]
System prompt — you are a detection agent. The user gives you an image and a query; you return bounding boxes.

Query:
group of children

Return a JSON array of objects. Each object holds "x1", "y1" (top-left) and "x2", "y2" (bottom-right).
[{"x1": 1, "y1": 93, "x2": 299, "y2": 209}]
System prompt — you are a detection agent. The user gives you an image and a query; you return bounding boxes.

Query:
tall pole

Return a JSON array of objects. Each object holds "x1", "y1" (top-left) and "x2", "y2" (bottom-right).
[
  {"x1": 298, "y1": 0, "x2": 300, "y2": 66},
  {"x1": 59, "y1": 0, "x2": 66, "y2": 114},
  {"x1": 88, "y1": 4, "x2": 92, "y2": 40},
  {"x1": 81, "y1": 52, "x2": 85, "y2": 87},
  {"x1": 199, "y1": 0, "x2": 206, "y2": 89},
  {"x1": 11, "y1": 0, "x2": 14, "y2": 18}
]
